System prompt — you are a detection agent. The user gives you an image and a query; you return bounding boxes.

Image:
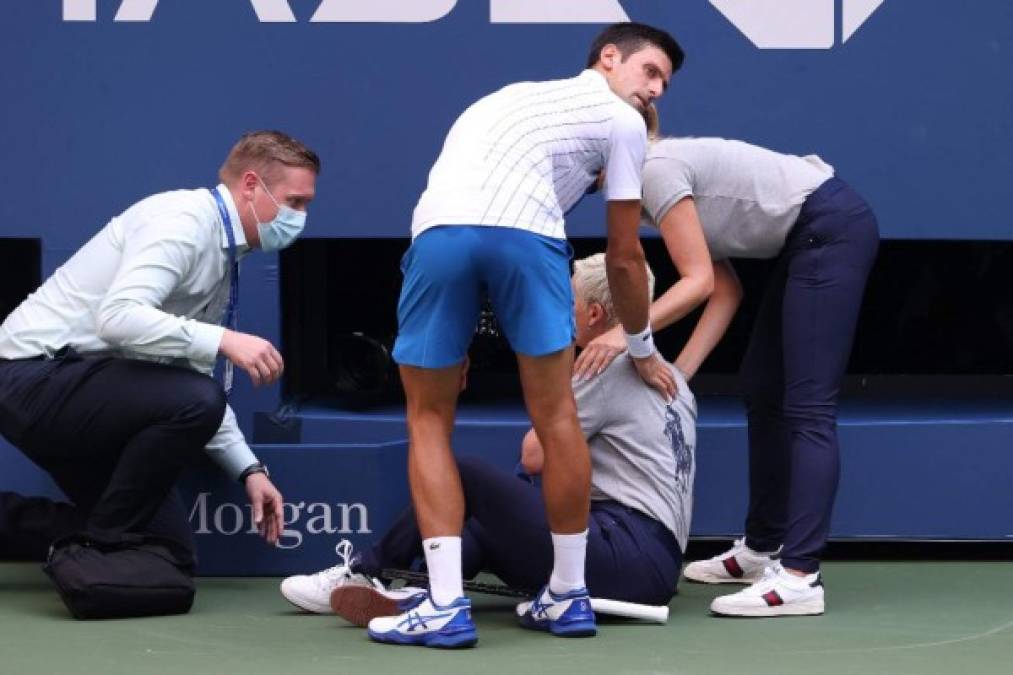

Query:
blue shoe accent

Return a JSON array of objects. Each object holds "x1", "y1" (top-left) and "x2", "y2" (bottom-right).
[
  {"x1": 518, "y1": 586, "x2": 597, "y2": 637},
  {"x1": 368, "y1": 595, "x2": 478, "y2": 649}
]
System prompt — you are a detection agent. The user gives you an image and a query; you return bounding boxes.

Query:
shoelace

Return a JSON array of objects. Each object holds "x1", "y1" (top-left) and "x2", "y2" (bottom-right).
[
  {"x1": 315, "y1": 539, "x2": 389, "y2": 592},
  {"x1": 749, "y1": 563, "x2": 816, "y2": 596},
  {"x1": 312, "y1": 539, "x2": 356, "y2": 587},
  {"x1": 738, "y1": 565, "x2": 781, "y2": 596},
  {"x1": 717, "y1": 537, "x2": 748, "y2": 560}
]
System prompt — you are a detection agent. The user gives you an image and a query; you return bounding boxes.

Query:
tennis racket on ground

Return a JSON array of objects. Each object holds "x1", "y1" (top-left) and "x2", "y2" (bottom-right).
[{"x1": 381, "y1": 568, "x2": 670, "y2": 624}]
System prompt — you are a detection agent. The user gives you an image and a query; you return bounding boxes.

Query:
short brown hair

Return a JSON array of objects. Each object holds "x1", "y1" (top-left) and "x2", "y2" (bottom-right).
[{"x1": 219, "y1": 130, "x2": 321, "y2": 184}]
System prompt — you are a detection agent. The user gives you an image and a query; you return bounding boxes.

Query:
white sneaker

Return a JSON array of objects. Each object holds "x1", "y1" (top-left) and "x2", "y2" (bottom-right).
[
  {"x1": 683, "y1": 538, "x2": 779, "y2": 584},
  {"x1": 710, "y1": 563, "x2": 825, "y2": 617},
  {"x1": 280, "y1": 540, "x2": 387, "y2": 614}
]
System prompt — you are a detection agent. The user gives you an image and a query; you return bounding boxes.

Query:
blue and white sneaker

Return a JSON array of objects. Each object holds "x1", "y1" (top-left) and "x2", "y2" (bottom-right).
[
  {"x1": 367, "y1": 593, "x2": 477, "y2": 648},
  {"x1": 516, "y1": 586, "x2": 597, "y2": 637}
]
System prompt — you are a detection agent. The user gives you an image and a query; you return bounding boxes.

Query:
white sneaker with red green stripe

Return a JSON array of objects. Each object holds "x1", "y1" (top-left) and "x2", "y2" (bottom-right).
[
  {"x1": 710, "y1": 563, "x2": 825, "y2": 617},
  {"x1": 683, "y1": 538, "x2": 779, "y2": 584}
]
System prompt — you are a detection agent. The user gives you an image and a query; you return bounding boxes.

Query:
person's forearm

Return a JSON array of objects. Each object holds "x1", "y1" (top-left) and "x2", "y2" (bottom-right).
[
  {"x1": 606, "y1": 249, "x2": 651, "y2": 334},
  {"x1": 605, "y1": 200, "x2": 651, "y2": 335},
  {"x1": 649, "y1": 274, "x2": 713, "y2": 333},
  {"x1": 650, "y1": 195, "x2": 715, "y2": 332},
  {"x1": 204, "y1": 405, "x2": 259, "y2": 480},
  {"x1": 674, "y1": 261, "x2": 741, "y2": 379},
  {"x1": 97, "y1": 300, "x2": 223, "y2": 363}
]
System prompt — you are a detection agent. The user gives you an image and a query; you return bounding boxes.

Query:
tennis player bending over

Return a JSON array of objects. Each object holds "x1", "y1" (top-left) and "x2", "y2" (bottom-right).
[{"x1": 370, "y1": 21, "x2": 683, "y2": 648}]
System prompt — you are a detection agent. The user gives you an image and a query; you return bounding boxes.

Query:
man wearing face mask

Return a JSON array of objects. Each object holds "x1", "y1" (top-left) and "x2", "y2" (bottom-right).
[{"x1": 0, "y1": 130, "x2": 318, "y2": 568}]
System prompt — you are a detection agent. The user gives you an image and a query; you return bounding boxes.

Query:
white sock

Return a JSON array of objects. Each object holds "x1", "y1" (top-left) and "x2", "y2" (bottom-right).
[
  {"x1": 548, "y1": 529, "x2": 588, "y2": 594},
  {"x1": 423, "y1": 536, "x2": 463, "y2": 606}
]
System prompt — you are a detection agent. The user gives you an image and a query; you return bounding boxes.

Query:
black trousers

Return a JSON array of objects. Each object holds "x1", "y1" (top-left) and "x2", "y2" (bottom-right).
[{"x1": 0, "y1": 351, "x2": 226, "y2": 560}]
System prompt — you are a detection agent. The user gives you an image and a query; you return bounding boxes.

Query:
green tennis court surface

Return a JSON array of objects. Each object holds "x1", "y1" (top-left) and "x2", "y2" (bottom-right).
[{"x1": 2, "y1": 561, "x2": 1011, "y2": 674}]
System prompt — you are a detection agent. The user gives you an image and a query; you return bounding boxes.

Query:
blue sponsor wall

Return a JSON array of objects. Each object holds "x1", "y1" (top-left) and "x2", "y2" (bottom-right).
[
  {"x1": 2, "y1": 1, "x2": 1013, "y2": 572},
  {"x1": 3, "y1": 1, "x2": 1012, "y2": 244}
]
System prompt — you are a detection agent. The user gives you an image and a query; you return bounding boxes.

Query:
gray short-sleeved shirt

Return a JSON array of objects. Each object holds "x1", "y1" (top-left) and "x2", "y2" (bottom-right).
[
  {"x1": 573, "y1": 354, "x2": 697, "y2": 552},
  {"x1": 641, "y1": 137, "x2": 834, "y2": 260}
]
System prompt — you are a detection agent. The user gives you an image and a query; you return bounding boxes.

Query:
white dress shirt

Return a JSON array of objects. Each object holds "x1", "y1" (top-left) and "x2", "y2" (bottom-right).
[
  {"x1": 412, "y1": 69, "x2": 647, "y2": 240},
  {"x1": 0, "y1": 185, "x2": 259, "y2": 479}
]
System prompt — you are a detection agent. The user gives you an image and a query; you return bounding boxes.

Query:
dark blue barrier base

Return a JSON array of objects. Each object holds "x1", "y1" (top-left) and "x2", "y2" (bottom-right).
[
  {"x1": 200, "y1": 394, "x2": 1013, "y2": 573},
  {"x1": 3, "y1": 395, "x2": 1012, "y2": 575}
]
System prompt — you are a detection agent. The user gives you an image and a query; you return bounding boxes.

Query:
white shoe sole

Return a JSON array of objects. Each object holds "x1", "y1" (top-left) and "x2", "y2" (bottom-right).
[
  {"x1": 280, "y1": 580, "x2": 332, "y2": 614},
  {"x1": 683, "y1": 566, "x2": 764, "y2": 585},
  {"x1": 710, "y1": 597, "x2": 825, "y2": 617}
]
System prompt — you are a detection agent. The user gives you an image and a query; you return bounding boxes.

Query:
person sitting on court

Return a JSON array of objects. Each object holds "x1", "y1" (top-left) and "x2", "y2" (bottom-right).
[
  {"x1": 0, "y1": 131, "x2": 318, "y2": 571},
  {"x1": 280, "y1": 253, "x2": 697, "y2": 626}
]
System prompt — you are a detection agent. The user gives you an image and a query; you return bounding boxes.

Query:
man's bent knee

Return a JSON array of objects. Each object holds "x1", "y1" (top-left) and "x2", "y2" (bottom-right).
[
  {"x1": 177, "y1": 376, "x2": 227, "y2": 436},
  {"x1": 527, "y1": 397, "x2": 579, "y2": 433}
]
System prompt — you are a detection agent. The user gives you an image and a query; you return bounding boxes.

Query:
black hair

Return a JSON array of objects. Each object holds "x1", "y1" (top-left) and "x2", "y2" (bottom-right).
[{"x1": 586, "y1": 22, "x2": 685, "y2": 73}]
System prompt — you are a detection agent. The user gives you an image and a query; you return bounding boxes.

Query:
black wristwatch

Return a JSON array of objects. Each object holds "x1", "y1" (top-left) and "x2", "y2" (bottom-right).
[{"x1": 238, "y1": 461, "x2": 269, "y2": 484}]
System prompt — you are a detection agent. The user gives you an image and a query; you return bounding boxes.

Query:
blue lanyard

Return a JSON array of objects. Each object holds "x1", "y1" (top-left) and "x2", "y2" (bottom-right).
[
  {"x1": 211, "y1": 187, "x2": 239, "y2": 395},
  {"x1": 211, "y1": 187, "x2": 239, "y2": 332}
]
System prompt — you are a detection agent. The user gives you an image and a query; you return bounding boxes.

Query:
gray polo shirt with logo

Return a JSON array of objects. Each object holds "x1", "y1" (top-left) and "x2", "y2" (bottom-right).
[{"x1": 573, "y1": 354, "x2": 697, "y2": 552}]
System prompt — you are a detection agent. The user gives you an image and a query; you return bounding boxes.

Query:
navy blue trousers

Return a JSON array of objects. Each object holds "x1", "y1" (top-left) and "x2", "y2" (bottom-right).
[
  {"x1": 741, "y1": 178, "x2": 879, "y2": 572},
  {"x1": 358, "y1": 456, "x2": 682, "y2": 606},
  {"x1": 0, "y1": 351, "x2": 225, "y2": 559}
]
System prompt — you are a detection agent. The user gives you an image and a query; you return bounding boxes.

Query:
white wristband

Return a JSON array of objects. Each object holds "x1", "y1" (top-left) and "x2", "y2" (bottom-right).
[{"x1": 625, "y1": 327, "x2": 656, "y2": 359}]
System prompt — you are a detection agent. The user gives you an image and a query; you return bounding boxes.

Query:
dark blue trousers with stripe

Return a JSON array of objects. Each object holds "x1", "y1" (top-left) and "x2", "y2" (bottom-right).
[
  {"x1": 358, "y1": 456, "x2": 683, "y2": 606},
  {"x1": 741, "y1": 177, "x2": 879, "y2": 573}
]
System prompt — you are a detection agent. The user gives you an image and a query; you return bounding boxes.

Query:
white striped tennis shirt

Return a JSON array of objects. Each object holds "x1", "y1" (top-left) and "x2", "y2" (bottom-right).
[{"x1": 412, "y1": 69, "x2": 648, "y2": 240}]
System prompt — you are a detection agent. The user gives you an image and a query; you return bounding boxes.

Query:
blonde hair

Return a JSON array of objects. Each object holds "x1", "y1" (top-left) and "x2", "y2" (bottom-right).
[
  {"x1": 573, "y1": 253, "x2": 655, "y2": 325},
  {"x1": 219, "y1": 130, "x2": 320, "y2": 185}
]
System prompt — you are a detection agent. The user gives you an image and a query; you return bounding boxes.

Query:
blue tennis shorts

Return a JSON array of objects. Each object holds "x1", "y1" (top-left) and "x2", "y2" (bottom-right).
[{"x1": 392, "y1": 225, "x2": 575, "y2": 368}]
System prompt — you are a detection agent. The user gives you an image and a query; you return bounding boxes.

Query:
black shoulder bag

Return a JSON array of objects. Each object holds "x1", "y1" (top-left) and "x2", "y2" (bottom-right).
[{"x1": 43, "y1": 531, "x2": 196, "y2": 620}]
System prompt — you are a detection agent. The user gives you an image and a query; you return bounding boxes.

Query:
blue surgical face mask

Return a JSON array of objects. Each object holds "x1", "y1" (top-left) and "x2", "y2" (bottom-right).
[{"x1": 250, "y1": 175, "x2": 306, "y2": 252}]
